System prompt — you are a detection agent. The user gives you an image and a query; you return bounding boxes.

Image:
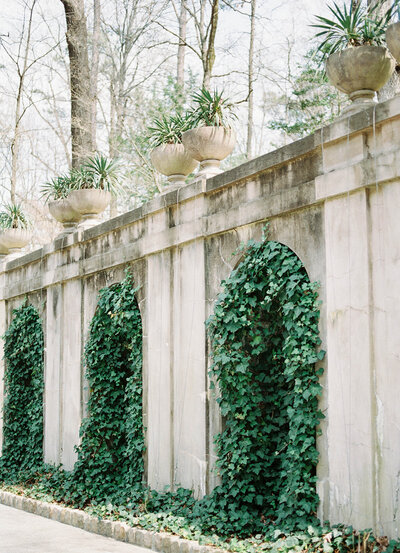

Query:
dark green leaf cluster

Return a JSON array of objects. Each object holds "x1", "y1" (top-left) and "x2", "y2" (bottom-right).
[
  {"x1": 2, "y1": 258, "x2": 400, "y2": 551},
  {"x1": 147, "y1": 88, "x2": 238, "y2": 146},
  {"x1": 62, "y1": 273, "x2": 145, "y2": 506},
  {"x1": 0, "y1": 304, "x2": 44, "y2": 475},
  {"x1": 200, "y1": 239, "x2": 324, "y2": 536}
]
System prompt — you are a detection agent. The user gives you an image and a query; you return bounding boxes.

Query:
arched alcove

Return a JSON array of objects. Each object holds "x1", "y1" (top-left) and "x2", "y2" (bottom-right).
[
  {"x1": 1, "y1": 303, "x2": 44, "y2": 472},
  {"x1": 72, "y1": 273, "x2": 144, "y2": 504},
  {"x1": 206, "y1": 238, "x2": 324, "y2": 534}
]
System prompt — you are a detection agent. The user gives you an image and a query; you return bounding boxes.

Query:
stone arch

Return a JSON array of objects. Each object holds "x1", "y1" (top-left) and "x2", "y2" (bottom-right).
[{"x1": 206, "y1": 238, "x2": 323, "y2": 532}]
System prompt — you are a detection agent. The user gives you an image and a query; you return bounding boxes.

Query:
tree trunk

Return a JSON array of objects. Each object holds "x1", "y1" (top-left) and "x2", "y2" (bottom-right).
[
  {"x1": 246, "y1": 0, "x2": 256, "y2": 159},
  {"x1": 90, "y1": 0, "x2": 101, "y2": 150},
  {"x1": 60, "y1": 0, "x2": 93, "y2": 168},
  {"x1": 202, "y1": 0, "x2": 219, "y2": 88},
  {"x1": 177, "y1": 0, "x2": 187, "y2": 88}
]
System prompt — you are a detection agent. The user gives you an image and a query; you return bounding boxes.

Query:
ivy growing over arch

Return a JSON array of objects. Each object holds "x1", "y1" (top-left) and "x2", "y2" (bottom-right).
[
  {"x1": 201, "y1": 238, "x2": 324, "y2": 536},
  {"x1": 0, "y1": 303, "x2": 44, "y2": 475},
  {"x1": 65, "y1": 273, "x2": 145, "y2": 506}
]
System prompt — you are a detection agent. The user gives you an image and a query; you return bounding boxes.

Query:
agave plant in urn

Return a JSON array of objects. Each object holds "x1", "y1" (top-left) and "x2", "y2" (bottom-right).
[
  {"x1": 41, "y1": 173, "x2": 81, "y2": 237},
  {"x1": 312, "y1": 0, "x2": 397, "y2": 116},
  {"x1": 149, "y1": 113, "x2": 198, "y2": 189},
  {"x1": 182, "y1": 88, "x2": 237, "y2": 177},
  {"x1": 68, "y1": 154, "x2": 121, "y2": 230},
  {"x1": 0, "y1": 203, "x2": 30, "y2": 260}
]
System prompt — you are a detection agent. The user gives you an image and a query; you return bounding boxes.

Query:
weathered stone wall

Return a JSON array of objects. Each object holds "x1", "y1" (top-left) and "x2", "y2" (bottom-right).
[{"x1": 1, "y1": 96, "x2": 400, "y2": 536}]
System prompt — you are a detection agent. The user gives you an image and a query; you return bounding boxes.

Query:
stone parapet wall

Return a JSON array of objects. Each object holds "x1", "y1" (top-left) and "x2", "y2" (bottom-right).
[{"x1": 1, "y1": 96, "x2": 400, "y2": 536}]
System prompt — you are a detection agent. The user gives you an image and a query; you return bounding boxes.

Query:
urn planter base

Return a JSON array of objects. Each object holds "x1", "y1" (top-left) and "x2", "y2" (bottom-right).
[
  {"x1": 0, "y1": 229, "x2": 30, "y2": 260},
  {"x1": 77, "y1": 214, "x2": 104, "y2": 230},
  {"x1": 342, "y1": 89, "x2": 377, "y2": 116},
  {"x1": 55, "y1": 222, "x2": 80, "y2": 239},
  {"x1": 386, "y1": 22, "x2": 400, "y2": 63},
  {"x1": 167, "y1": 174, "x2": 187, "y2": 187},
  {"x1": 182, "y1": 126, "x2": 236, "y2": 178},
  {"x1": 151, "y1": 144, "x2": 198, "y2": 189},
  {"x1": 198, "y1": 159, "x2": 222, "y2": 177},
  {"x1": 326, "y1": 45, "x2": 395, "y2": 118}
]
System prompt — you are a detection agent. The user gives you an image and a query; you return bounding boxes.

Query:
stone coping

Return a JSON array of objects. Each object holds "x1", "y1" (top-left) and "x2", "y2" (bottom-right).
[{"x1": 0, "y1": 490, "x2": 226, "y2": 553}]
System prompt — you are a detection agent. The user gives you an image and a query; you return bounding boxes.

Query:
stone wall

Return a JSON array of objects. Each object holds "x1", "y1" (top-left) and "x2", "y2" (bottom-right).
[{"x1": 1, "y1": 96, "x2": 400, "y2": 537}]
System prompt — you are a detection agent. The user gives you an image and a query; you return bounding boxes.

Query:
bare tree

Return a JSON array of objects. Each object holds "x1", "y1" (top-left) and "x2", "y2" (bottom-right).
[
  {"x1": 185, "y1": 0, "x2": 219, "y2": 88},
  {"x1": 60, "y1": 0, "x2": 93, "y2": 167},
  {"x1": 0, "y1": 0, "x2": 60, "y2": 203},
  {"x1": 158, "y1": 0, "x2": 220, "y2": 88},
  {"x1": 246, "y1": 0, "x2": 256, "y2": 159},
  {"x1": 90, "y1": 0, "x2": 101, "y2": 149},
  {"x1": 177, "y1": 0, "x2": 187, "y2": 87}
]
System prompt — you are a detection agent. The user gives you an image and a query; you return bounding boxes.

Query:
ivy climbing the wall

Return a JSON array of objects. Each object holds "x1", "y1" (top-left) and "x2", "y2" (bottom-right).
[
  {"x1": 199, "y1": 238, "x2": 324, "y2": 536},
  {"x1": 63, "y1": 273, "x2": 144, "y2": 506},
  {"x1": 0, "y1": 245, "x2": 325, "y2": 544},
  {"x1": 0, "y1": 303, "x2": 44, "y2": 476}
]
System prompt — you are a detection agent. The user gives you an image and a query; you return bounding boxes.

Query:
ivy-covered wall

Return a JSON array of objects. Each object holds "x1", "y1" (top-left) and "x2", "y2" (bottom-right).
[
  {"x1": 205, "y1": 239, "x2": 323, "y2": 534},
  {"x1": 70, "y1": 274, "x2": 144, "y2": 505},
  {"x1": 1, "y1": 303, "x2": 44, "y2": 474},
  {"x1": 1, "y1": 96, "x2": 400, "y2": 536}
]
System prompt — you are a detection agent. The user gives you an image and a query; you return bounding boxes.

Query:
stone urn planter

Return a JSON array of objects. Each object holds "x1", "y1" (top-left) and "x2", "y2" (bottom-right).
[
  {"x1": 386, "y1": 22, "x2": 400, "y2": 63},
  {"x1": 326, "y1": 45, "x2": 395, "y2": 115},
  {"x1": 0, "y1": 229, "x2": 30, "y2": 259},
  {"x1": 150, "y1": 143, "x2": 198, "y2": 188},
  {"x1": 182, "y1": 126, "x2": 236, "y2": 177},
  {"x1": 48, "y1": 198, "x2": 82, "y2": 236},
  {"x1": 68, "y1": 189, "x2": 111, "y2": 230}
]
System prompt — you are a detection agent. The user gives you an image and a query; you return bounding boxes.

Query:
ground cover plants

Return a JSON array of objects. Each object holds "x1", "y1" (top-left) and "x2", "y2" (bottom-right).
[{"x1": 0, "y1": 253, "x2": 399, "y2": 552}]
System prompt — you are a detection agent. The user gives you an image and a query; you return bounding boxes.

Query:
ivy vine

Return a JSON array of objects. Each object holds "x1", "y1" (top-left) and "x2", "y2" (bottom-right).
[
  {"x1": 0, "y1": 303, "x2": 44, "y2": 475},
  {"x1": 199, "y1": 238, "x2": 324, "y2": 536},
  {"x1": 64, "y1": 273, "x2": 145, "y2": 506},
  {"x1": 0, "y1": 243, "x2": 324, "y2": 542}
]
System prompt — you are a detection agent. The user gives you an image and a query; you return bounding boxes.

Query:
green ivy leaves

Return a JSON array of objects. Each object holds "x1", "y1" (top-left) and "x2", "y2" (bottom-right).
[
  {"x1": 1, "y1": 303, "x2": 44, "y2": 475},
  {"x1": 0, "y1": 243, "x2": 325, "y2": 541},
  {"x1": 68, "y1": 273, "x2": 145, "y2": 506},
  {"x1": 203, "y1": 239, "x2": 324, "y2": 536}
]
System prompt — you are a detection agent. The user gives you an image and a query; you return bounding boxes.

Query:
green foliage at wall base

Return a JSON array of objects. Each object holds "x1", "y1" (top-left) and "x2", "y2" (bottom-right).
[{"x1": 0, "y1": 303, "x2": 44, "y2": 475}]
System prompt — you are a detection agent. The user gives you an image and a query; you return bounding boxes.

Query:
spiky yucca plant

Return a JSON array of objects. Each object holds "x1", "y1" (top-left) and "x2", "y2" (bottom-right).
[
  {"x1": 0, "y1": 203, "x2": 28, "y2": 229},
  {"x1": 82, "y1": 154, "x2": 121, "y2": 193},
  {"x1": 40, "y1": 174, "x2": 77, "y2": 202},
  {"x1": 188, "y1": 88, "x2": 237, "y2": 128},
  {"x1": 312, "y1": 0, "x2": 399, "y2": 58},
  {"x1": 148, "y1": 113, "x2": 193, "y2": 148}
]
